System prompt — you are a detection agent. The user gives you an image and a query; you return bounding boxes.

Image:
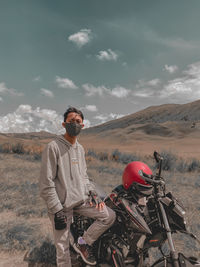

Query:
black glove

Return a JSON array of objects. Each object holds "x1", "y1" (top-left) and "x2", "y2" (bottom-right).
[
  {"x1": 88, "y1": 190, "x2": 103, "y2": 206},
  {"x1": 54, "y1": 209, "x2": 67, "y2": 230}
]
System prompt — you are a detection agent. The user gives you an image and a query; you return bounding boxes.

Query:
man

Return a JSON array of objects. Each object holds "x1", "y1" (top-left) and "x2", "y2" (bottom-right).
[{"x1": 39, "y1": 107, "x2": 116, "y2": 267}]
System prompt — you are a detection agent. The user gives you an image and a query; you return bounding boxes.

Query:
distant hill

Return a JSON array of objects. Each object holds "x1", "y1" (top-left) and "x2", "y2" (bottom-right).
[
  {"x1": 0, "y1": 100, "x2": 200, "y2": 159},
  {"x1": 0, "y1": 131, "x2": 56, "y2": 140},
  {"x1": 82, "y1": 99, "x2": 200, "y2": 135}
]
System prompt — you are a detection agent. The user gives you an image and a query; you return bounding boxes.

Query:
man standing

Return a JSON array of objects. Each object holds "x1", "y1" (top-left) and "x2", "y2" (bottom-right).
[{"x1": 39, "y1": 107, "x2": 116, "y2": 267}]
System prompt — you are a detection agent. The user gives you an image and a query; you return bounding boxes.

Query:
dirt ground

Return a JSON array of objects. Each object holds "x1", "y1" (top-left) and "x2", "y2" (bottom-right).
[
  {"x1": 0, "y1": 252, "x2": 27, "y2": 267},
  {"x1": 79, "y1": 133, "x2": 200, "y2": 159}
]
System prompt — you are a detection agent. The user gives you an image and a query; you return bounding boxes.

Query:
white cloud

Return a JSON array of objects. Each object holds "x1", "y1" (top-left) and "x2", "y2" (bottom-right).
[
  {"x1": 110, "y1": 86, "x2": 130, "y2": 98},
  {"x1": 82, "y1": 83, "x2": 130, "y2": 98},
  {"x1": 0, "y1": 82, "x2": 24, "y2": 96},
  {"x1": 160, "y1": 62, "x2": 200, "y2": 100},
  {"x1": 94, "y1": 113, "x2": 125, "y2": 124},
  {"x1": 136, "y1": 79, "x2": 161, "y2": 89},
  {"x1": 56, "y1": 76, "x2": 78, "y2": 89},
  {"x1": 147, "y1": 78, "x2": 161, "y2": 86},
  {"x1": 133, "y1": 89, "x2": 155, "y2": 98},
  {"x1": 183, "y1": 61, "x2": 200, "y2": 77},
  {"x1": 40, "y1": 88, "x2": 54, "y2": 98},
  {"x1": 133, "y1": 78, "x2": 161, "y2": 98},
  {"x1": 0, "y1": 97, "x2": 3, "y2": 102},
  {"x1": 160, "y1": 80, "x2": 192, "y2": 98},
  {"x1": 96, "y1": 49, "x2": 118, "y2": 61},
  {"x1": 82, "y1": 83, "x2": 109, "y2": 97},
  {"x1": 84, "y1": 105, "x2": 98, "y2": 112},
  {"x1": 133, "y1": 62, "x2": 200, "y2": 102},
  {"x1": 0, "y1": 105, "x2": 92, "y2": 133},
  {"x1": 0, "y1": 105, "x2": 63, "y2": 133},
  {"x1": 68, "y1": 29, "x2": 92, "y2": 48},
  {"x1": 164, "y1": 64, "x2": 178, "y2": 74}
]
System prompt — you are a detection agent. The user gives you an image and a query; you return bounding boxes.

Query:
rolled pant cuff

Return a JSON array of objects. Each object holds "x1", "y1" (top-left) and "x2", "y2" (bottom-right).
[{"x1": 82, "y1": 231, "x2": 95, "y2": 246}]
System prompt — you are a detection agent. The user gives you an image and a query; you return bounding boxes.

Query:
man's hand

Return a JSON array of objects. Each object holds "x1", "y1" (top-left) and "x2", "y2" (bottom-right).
[
  {"x1": 88, "y1": 190, "x2": 105, "y2": 210},
  {"x1": 54, "y1": 209, "x2": 67, "y2": 230}
]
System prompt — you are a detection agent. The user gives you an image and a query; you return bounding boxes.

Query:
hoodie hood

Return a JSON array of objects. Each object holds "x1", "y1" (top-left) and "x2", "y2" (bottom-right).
[{"x1": 55, "y1": 134, "x2": 78, "y2": 149}]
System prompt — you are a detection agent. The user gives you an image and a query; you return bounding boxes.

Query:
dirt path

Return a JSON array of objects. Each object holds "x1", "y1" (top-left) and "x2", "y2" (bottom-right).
[{"x1": 0, "y1": 252, "x2": 27, "y2": 267}]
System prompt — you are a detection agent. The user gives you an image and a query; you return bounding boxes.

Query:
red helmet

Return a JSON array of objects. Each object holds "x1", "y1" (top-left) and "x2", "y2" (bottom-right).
[{"x1": 122, "y1": 161, "x2": 153, "y2": 196}]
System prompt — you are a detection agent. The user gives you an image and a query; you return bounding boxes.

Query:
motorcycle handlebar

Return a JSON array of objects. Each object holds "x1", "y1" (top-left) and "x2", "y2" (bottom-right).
[{"x1": 139, "y1": 170, "x2": 165, "y2": 185}]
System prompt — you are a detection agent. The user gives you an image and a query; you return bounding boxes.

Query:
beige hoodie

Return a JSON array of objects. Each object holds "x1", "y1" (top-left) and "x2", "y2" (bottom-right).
[{"x1": 39, "y1": 134, "x2": 95, "y2": 214}]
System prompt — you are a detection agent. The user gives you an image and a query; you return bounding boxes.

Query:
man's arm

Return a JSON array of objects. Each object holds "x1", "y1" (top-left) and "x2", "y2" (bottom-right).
[
  {"x1": 39, "y1": 143, "x2": 63, "y2": 214},
  {"x1": 81, "y1": 146, "x2": 105, "y2": 209}
]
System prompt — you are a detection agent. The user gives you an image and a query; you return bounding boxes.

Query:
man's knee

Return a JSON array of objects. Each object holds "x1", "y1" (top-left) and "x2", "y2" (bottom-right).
[
  {"x1": 109, "y1": 208, "x2": 116, "y2": 225},
  {"x1": 103, "y1": 207, "x2": 116, "y2": 226}
]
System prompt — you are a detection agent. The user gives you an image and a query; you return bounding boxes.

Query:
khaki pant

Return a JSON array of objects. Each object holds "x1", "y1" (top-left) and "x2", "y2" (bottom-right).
[{"x1": 48, "y1": 202, "x2": 116, "y2": 267}]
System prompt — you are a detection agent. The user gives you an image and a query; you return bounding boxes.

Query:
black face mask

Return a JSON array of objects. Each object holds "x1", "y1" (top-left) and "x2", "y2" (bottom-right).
[{"x1": 65, "y1": 122, "x2": 82, "y2": 137}]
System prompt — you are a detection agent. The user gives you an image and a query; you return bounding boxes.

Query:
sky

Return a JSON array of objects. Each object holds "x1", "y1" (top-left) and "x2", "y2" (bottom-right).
[{"x1": 0, "y1": 0, "x2": 200, "y2": 133}]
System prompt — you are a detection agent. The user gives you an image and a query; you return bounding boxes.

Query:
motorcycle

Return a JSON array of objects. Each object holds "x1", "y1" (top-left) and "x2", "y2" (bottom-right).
[{"x1": 69, "y1": 151, "x2": 200, "y2": 267}]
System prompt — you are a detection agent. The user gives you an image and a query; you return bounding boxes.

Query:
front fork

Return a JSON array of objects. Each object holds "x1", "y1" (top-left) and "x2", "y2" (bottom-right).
[{"x1": 159, "y1": 201, "x2": 179, "y2": 267}]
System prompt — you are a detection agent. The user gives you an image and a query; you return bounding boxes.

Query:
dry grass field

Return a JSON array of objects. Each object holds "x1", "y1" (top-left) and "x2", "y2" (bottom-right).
[
  {"x1": 0, "y1": 101, "x2": 200, "y2": 265},
  {"x1": 0, "y1": 143, "x2": 199, "y2": 266}
]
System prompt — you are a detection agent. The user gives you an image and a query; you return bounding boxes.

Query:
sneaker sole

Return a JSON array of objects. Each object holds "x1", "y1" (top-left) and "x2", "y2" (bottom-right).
[{"x1": 72, "y1": 243, "x2": 97, "y2": 266}]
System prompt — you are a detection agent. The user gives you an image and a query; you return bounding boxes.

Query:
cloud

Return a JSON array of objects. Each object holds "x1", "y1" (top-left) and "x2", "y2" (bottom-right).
[
  {"x1": 0, "y1": 105, "x2": 91, "y2": 133},
  {"x1": 110, "y1": 86, "x2": 130, "y2": 98},
  {"x1": 133, "y1": 78, "x2": 161, "y2": 97},
  {"x1": 82, "y1": 83, "x2": 109, "y2": 97},
  {"x1": 0, "y1": 97, "x2": 3, "y2": 102},
  {"x1": 94, "y1": 113, "x2": 125, "y2": 124},
  {"x1": 132, "y1": 62, "x2": 200, "y2": 102},
  {"x1": 133, "y1": 89, "x2": 155, "y2": 98},
  {"x1": 147, "y1": 78, "x2": 161, "y2": 86},
  {"x1": 144, "y1": 28, "x2": 198, "y2": 50},
  {"x1": 82, "y1": 83, "x2": 130, "y2": 98},
  {"x1": 56, "y1": 76, "x2": 78, "y2": 89},
  {"x1": 136, "y1": 79, "x2": 161, "y2": 88},
  {"x1": 122, "y1": 62, "x2": 127, "y2": 67},
  {"x1": 33, "y1": 76, "x2": 41, "y2": 81},
  {"x1": 160, "y1": 62, "x2": 200, "y2": 100},
  {"x1": 68, "y1": 29, "x2": 92, "y2": 48},
  {"x1": 84, "y1": 105, "x2": 98, "y2": 112},
  {"x1": 96, "y1": 49, "x2": 118, "y2": 61},
  {"x1": 164, "y1": 64, "x2": 178, "y2": 74},
  {"x1": 40, "y1": 88, "x2": 54, "y2": 98},
  {"x1": 0, "y1": 82, "x2": 24, "y2": 96}
]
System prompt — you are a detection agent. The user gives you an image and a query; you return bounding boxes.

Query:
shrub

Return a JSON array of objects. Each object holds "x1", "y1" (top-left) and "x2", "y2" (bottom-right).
[
  {"x1": 98, "y1": 152, "x2": 109, "y2": 161},
  {"x1": 87, "y1": 149, "x2": 98, "y2": 159},
  {"x1": 160, "y1": 151, "x2": 177, "y2": 171},
  {"x1": 176, "y1": 160, "x2": 189, "y2": 173},
  {"x1": 97, "y1": 165, "x2": 123, "y2": 176},
  {"x1": 187, "y1": 159, "x2": 200, "y2": 172},
  {"x1": 26, "y1": 238, "x2": 56, "y2": 265},
  {"x1": 12, "y1": 143, "x2": 25, "y2": 154},
  {"x1": 0, "y1": 221, "x2": 39, "y2": 251},
  {"x1": 0, "y1": 143, "x2": 12, "y2": 153},
  {"x1": 33, "y1": 152, "x2": 41, "y2": 161},
  {"x1": 111, "y1": 149, "x2": 139, "y2": 164}
]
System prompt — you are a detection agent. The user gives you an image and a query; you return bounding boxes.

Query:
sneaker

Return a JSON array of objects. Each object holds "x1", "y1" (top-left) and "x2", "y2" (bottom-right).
[{"x1": 73, "y1": 242, "x2": 97, "y2": 266}]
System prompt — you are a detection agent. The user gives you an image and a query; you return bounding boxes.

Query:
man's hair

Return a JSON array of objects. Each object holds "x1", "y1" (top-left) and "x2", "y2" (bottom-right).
[{"x1": 63, "y1": 107, "x2": 84, "y2": 122}]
